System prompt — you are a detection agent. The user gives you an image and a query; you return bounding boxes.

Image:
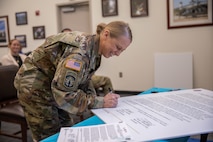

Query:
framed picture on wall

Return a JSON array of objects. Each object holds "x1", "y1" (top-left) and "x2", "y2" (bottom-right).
[
  {"x1": 15, "y1": 35, "x2": 27, "y2": 47},
  {"x1": 167, "y1": 0, "x2": 213, "y2": 29},
  {"x1": 130, "y1": 0, "x2": 148, "y2": 17},
  {"x1": 33, "y1": 26, "x2": 45, "y2": 39},
  {"x1": 15, "y1": 11, "x2": 28, "y2": 25},
  {"x1": 102, "y1": 0, "x2": 118, "y2": 17},
  {"x1": 0, "y1": 16, "x2": 10, "y2": 47}
]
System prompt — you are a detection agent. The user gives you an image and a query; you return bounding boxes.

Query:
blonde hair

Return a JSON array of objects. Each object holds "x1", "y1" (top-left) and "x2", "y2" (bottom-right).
[{"x1": 96, "y1": 21, "x2": 132, "y2": 42}]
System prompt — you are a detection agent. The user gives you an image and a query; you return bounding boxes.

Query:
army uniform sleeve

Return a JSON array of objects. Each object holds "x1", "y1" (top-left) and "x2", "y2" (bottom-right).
[
  {"x1": 51, "y1": 53, "x2": 104, "y2": 115},
  {"x1": 86, "y1": 79, "x2": 105, "y2": 108}
]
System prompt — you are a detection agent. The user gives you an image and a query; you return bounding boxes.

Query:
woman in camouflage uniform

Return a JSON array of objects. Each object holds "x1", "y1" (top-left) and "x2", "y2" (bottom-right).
[
  {"x1": 61, "y1": 27, "x2": 114, "y2": 96},
  {"x1": 14, "y1": 21, "x2": 132, "y2": 141}
]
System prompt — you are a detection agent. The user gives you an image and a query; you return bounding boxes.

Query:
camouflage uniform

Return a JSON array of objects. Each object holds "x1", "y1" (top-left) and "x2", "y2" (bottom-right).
[
  {"x1": 91, "y1": 75, "x2": 113, "y2": 95},
  {"x1": 14, "y1": 32, "x2": 103, "y2": 141}
]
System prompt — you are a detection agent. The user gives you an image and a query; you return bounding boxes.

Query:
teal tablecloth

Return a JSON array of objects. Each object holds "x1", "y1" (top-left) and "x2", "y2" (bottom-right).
[{"x1": 41, "y1": 87, "x2": 189, "y2": 142}]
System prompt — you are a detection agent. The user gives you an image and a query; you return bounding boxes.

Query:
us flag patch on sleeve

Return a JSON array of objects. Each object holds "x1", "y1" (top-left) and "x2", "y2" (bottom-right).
[{"x1": 65, "y1": 59, "x2": 82, "y2": 72}]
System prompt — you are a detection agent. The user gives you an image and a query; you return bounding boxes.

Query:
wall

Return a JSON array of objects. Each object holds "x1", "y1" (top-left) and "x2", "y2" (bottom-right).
[{"x1": 0, "y1": 0, "x2": 212, "y2": 91}]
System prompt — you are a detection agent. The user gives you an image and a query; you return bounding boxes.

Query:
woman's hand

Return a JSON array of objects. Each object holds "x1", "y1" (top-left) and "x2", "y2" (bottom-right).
[{"x1": 103, "y1": 93, "x2": 120, "y2": 108}]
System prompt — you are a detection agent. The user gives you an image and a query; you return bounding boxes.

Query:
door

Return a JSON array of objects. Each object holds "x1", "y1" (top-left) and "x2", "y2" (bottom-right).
[{"x1": 58, "y1": 1, "x2": 91, "y2": 34}]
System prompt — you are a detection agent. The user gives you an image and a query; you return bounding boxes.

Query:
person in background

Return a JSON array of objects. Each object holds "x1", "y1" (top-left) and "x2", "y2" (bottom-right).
[
  {"x1": 91, "y1": 75, "x2": 113, "y2": 95},
  {"x1": 0, "y1": 39, "x2": 27, "y2": 68},
  {"x1": 61, "y1": 28, "x2": 114, "y2": 95},
  {"x1": 61, "y1": 28, "x2": 72, "y2": 33},
  {"x1": 14, "y1": 21, "x2": 132, "y2": 141}
]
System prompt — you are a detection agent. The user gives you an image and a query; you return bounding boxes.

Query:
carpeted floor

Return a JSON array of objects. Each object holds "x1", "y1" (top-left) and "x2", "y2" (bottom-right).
[{"x1": 188, "y1": 138, "x2": 213, "y2": 142}]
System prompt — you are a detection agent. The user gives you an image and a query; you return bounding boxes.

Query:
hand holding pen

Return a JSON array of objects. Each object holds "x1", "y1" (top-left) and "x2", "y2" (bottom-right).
[{"x1": 103, "y1": 88, "x2": 120, "y2": 108}]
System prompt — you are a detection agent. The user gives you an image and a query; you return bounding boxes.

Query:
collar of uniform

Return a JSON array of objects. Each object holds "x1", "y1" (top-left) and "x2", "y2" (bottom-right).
[{"x1": 90, "y1": 35, "x2": 101, "y2": 71}]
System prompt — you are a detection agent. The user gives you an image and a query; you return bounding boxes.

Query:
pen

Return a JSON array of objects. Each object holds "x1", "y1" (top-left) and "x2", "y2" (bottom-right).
[{"x1": 108, "y1": 88, "x2": 113, "y2": 94}]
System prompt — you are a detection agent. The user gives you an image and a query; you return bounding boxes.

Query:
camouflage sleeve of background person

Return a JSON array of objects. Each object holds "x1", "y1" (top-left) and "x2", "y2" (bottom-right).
[{"x1": 51, "y1": 47, "x2": 104, "y2": 115}]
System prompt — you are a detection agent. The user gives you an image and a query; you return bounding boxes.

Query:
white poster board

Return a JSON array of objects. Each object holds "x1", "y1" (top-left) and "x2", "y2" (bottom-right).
[
  {"x1": 154, "y1": 53, "x2": 193, "y2": 89},
  {"x1": 92, "y1": 89, "x2": 213, "y2": 142}
]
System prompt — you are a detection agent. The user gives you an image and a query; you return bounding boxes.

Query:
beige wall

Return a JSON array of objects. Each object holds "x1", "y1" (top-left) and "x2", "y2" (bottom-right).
[{"x1": 0, "y1": 0, "x2": 212, "y2": 91}]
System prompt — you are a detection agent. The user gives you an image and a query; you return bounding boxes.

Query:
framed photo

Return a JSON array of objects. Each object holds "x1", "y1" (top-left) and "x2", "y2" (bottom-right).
[
  {"x1": 130, "y1": 0, "x2": 148, "y2": 17},
  {"x1": 102, "y1": 0, "x2": 118, "y2": 17},
  {"x1": 15, "y1": 11, "x2": 28, "y2": 25},
  {"x1": 15, "y1": 35, "x2": 27, "y2": 47},
  {"x1": 167, "y1": 0, "x2": 213, "y2": 29},
  {"x1": 33, "y1": 26, "x2": 45, "y2": 39},
  {"x1": 0, "y1": 16, "x2": 10, "y2": 47}
]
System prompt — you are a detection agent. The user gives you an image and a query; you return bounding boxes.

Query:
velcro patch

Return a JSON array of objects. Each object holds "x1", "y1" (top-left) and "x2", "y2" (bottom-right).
[
  {"x1": 63, "y1": 71, "x2": 76, "y2": 88},
  {"x1": 65, "y1": 59, "x2": 82, "y2": 72}
]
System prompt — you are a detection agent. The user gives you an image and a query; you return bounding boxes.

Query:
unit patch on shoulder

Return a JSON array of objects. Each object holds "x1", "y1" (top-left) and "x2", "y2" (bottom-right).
[
  {"x1": 63, "y1": 71, "x2": 76, "y2": 88},
  {"x1": 65, "y1": 59, "x2": 82, "y2": 72}
]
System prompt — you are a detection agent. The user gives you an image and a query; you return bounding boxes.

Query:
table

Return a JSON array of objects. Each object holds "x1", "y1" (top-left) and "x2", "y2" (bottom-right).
[{"x1": 41, "y1": 87, "x2": 189, "y2": 142}]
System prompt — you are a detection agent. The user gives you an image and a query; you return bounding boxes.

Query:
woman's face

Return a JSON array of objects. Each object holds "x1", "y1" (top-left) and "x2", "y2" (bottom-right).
[
  {"x1": 9, "y1": 40, "x2": 21, "y2": 55},
  {"x1": 99, "y1": 30, "x2": 131, "y2": 58}
]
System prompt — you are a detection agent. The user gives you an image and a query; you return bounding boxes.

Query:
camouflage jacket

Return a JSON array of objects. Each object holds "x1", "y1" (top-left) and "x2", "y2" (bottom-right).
[{"x1": 14, "y1": 31, "x2": 103, "y2": 114}]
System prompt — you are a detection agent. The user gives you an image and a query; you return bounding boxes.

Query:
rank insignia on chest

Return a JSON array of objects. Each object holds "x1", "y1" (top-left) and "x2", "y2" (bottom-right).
[{"x1": 65, "y1": 59, "x2": 82, "y2": 72}]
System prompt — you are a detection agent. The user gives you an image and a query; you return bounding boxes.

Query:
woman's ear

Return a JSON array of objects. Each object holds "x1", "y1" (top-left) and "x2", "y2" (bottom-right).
[{"x1": 103, "y1": 29, "x2": 110, "y2": 38}]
